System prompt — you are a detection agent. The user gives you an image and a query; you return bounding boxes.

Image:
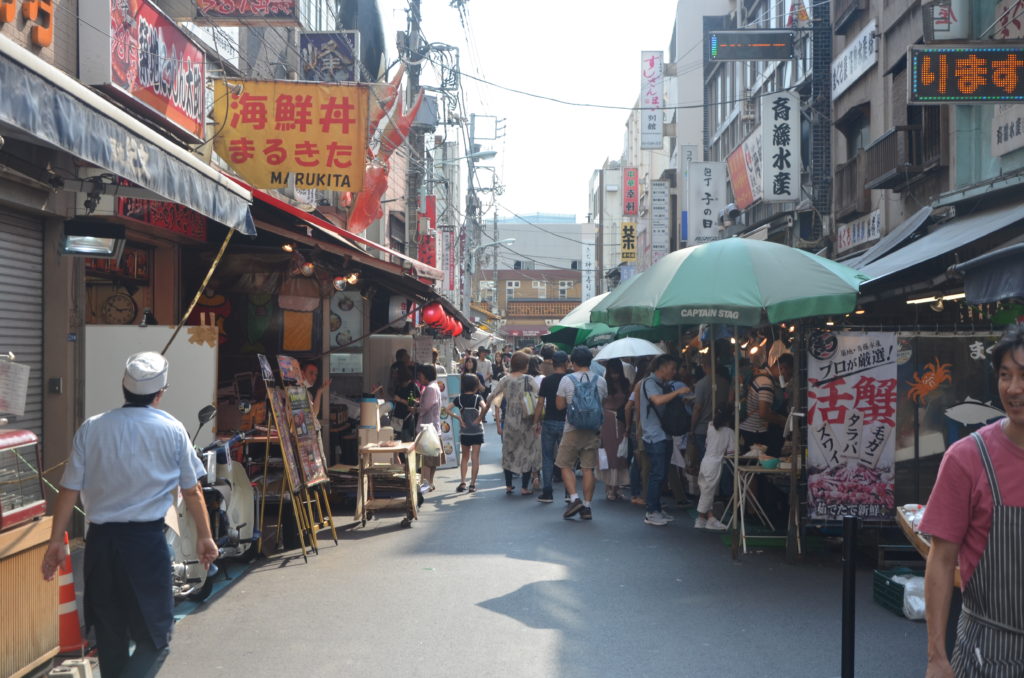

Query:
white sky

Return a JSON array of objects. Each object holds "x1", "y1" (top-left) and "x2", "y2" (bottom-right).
[{"x1": 378, "y1": 0, "x2": 680, "y2": 222}]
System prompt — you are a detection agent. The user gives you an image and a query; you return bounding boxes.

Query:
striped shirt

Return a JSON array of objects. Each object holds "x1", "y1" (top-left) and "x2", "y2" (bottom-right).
[{"x1": 739, "y1": 374, "x2": 775, "y2": 434}]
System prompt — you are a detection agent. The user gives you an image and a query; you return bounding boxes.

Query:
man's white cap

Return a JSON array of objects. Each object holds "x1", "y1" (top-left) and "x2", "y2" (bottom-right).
[{"x1": 123, "y1": 352, "x2": 168, "y2": 395}]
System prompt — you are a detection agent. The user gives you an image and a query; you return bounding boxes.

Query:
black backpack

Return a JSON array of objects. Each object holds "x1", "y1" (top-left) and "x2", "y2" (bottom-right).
[{"x1": 644, "y1": 377, "x2": 690, "y2": 436}]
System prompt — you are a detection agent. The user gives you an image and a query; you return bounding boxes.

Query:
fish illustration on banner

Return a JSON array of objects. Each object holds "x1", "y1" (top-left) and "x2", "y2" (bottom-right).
[{"x1": 944, "y1": 397, "x2": 1004, "y2": 426}]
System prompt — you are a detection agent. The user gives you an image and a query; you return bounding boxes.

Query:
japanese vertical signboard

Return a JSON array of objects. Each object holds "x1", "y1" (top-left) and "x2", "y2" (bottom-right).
[
  {"x1": 923, "y1": 0, "x2": 969, "y2": 40},
  {"x1": 761, "y1": 92, "x2": 800, "y2": 202},
  {"x1": 80, "y1": 0, "x2": 207, "y2": 141},
  {"x1": 831, "y1": 19, "x2": 878, "y2": 100},
  {"x1": 640, "y1": 51, "x2": 664, "y2": 149},
  {"x1": 620, "y1": 222, "x2": 637, "y2": 263},
  {"x1": 807, "y1": 331, "x2": 897, "y2": 520},
  {"x1": 582, "y1": 235, "x2": 596, "y2": 300},
  {"x1": 678, "y1": 144, "x2": 697, "y2": 244},
  {"x1": 684, "y1": 161, "x2": 726, "y2": 244},
  {"x1": 991, "y1": 2, "x2": 1024, "y2": 155},
  {"x1": 622, "y1": 167, "x2": 638, "y2": 215},
  {"x1": 650, "y1": 180, "x2": 670, "y2": 263},
  {"x1": 212, "y1": 80, "x2": 368, "y2": 191},
  {"x1": 300, "y1": 31, "x2": 360, "y2": 82},
  {"x1": 727, "y1": 127, "x2": 763, "y2": 210}
]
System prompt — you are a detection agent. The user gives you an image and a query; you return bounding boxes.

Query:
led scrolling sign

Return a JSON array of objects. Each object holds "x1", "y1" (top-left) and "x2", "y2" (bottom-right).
[{"x1": 910, "y1": 45, "x2": 1024, "y2": 103}]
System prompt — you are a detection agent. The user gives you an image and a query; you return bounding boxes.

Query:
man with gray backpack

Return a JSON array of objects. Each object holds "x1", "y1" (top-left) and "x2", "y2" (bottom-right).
[
  {"x1": 640, "y1": 354, "x2": 692, "y2": 526},
  {"x1": 555, "y1": 347, "x2": 608, "y2": 520}
]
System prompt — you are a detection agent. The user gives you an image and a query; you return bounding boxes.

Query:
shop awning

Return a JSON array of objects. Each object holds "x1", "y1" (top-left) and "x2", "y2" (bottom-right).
[
  {"x1": 235, "y1": 179, "x2": 442, "y2": 282},
  {"x1": 843, "y1": 206, "x2": 931, "y2": 268},
  {"x1": 501, "y1": 324, "x2": 549, "y2": 337},
  {"x1": 952, "y1": 242, "x2": 1024, "y2": 304},
  {"x1": 857, "y1": 202, "x2": 1024, "y2": 285},
  {"x1": 0, "y1": 35, "x2": 254, "y2": 235}
]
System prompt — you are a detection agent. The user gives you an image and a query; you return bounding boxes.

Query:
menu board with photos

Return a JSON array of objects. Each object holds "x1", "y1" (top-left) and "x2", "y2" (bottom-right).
[{"x1": 285, "y1": 385, "x2": 329, "y2": 486}]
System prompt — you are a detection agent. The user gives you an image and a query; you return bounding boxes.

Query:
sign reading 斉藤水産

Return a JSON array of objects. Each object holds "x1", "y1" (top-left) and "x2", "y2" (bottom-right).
[{"x1": 212, "y1": 80, "x2": 368, "y2": 191}]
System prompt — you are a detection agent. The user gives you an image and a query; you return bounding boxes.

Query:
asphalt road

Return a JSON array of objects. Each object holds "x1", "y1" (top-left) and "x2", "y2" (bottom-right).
[{"x1": 160, "y1": 421, "x2": 927, "y2": 678}]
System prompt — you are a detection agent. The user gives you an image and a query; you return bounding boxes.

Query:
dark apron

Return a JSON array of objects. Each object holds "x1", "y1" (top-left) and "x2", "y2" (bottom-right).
[
  {"x1": 949, "y1": 430, "x2": 1024, "y2": 676},
  {"x1": 84, "y1": 520, "x2": 174, "y2": 649}
]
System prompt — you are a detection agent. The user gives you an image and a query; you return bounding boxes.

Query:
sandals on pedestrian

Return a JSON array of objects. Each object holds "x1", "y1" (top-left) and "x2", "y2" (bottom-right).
[
  {"x1": 521, "y1": 489, "x2": 533, "y2": 496},
  {"x1": 456, "y1": 483, "x2": 467, "y2": 492},
  {"x1": 468, "y1": 484, "x2": 476, "y2": 492},
  {"x1": 506, "y1": 487, "x2": 514, "y2": 494}
]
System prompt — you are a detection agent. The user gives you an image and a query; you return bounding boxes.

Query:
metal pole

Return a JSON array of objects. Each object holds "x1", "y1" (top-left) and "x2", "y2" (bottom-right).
[
  {"x1": 405, "y1": 0, "x2": 423, "y2": 260},
  {"x1": 731, "y1": 324, "x2": 741, "y2": 560},
  {"x1": 841, "y1": 515, "x2": 858, "y2": 678}
]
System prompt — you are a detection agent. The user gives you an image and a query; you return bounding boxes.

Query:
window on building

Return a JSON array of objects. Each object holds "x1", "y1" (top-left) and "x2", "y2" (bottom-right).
[
  {"x1": 532, "y1": 280, "x2": 547, "y2": 298},
  {"x1": 479, "y1": 280, "x2": 496, "y2": 304},
  {"x1": 506, "y1": 280, "x2": 520, "y2": 300},
  {"x1": 558, "y1": 280, "x2": 572, "y2": 299}
]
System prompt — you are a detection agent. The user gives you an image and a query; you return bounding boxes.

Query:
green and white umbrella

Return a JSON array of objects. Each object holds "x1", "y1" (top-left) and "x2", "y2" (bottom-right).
[
  {"x1": 541, "y1": 292, "x2": 613, "y2": 348},
  {"x1": 590, "y1": 238, "x2": 871, "y2": 327}
]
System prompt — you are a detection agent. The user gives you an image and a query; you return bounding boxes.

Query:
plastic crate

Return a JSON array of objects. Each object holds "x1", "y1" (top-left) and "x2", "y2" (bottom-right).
[{"x1": 873, "y1": 567, "x2": 923, "y2": 617}]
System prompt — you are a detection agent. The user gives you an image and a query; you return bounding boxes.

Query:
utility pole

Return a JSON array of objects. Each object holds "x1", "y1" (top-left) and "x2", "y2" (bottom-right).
[
  {"x1": 491, "y1": 211, "x2": 499, "y2": 315},
  {"x1": 462, "y1": 115, "x2": 478, "y2": 317},
  {"x1": 405, "y1": 0, "x2": 424, "y2": 260}
]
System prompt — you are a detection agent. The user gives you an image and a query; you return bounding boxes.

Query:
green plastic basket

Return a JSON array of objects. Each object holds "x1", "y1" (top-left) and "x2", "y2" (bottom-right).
[{"x1": 873, "y1": 567, "x2": 923, "y2": 617}]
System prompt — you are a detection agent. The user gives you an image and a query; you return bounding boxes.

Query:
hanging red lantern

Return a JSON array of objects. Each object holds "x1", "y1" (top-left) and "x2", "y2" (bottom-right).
[
  {"x1": 445, "y1": 317, "x2": 458, "y2": 335},
  {"x1": 451, "y1": 323, "x2": 462, "y2": 337},
  {"x1": 422, "y1": 302, "x2": 443, "y2": 325}
]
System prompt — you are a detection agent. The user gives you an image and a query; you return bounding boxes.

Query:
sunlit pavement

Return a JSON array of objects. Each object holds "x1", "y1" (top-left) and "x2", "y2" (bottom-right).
[{"x1": 160, "y1": 419, "x2": 926, "y2": 678}]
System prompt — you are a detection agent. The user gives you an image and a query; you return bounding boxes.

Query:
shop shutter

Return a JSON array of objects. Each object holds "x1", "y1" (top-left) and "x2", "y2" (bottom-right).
[{"x1": 0, "y1": 211, "x2": 44, "y2": 437}]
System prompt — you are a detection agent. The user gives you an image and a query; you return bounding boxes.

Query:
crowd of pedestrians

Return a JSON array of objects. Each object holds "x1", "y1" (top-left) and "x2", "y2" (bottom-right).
[{"x1": 392, "y1": 338, "x2": 799, "y2": 531}]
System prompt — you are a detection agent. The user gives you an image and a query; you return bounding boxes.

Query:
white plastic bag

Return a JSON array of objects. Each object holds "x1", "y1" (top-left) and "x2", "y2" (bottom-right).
[
  {"x1": 597, "y1": 448, "x2": 609, "y2": 470},
  {"x1": 617, "y1": 436, "x2": 629, "y2": 459},
  {"x1": 902, "y1": 576, "x2": 926, "y2": 621},
  {"x1": 415, "y1": 424, "x2": 442, "y2": 457}
]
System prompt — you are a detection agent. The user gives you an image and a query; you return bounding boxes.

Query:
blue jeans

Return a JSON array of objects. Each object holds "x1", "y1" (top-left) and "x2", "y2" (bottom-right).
[
  {"x1": 541, "y1": 420, "x2": 564, "y2": 494},
  {"x1": 644, "y1": 438, "x2": 671, "y2": 513}
]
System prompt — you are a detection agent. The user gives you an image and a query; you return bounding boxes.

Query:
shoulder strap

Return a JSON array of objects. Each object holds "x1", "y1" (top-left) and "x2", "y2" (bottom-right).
[
  {"x1": 643, "y1": 377, "x2": 667, "y2": 425},
  {"x1": 971, "y1": 431, "x2": 1002, "y2": 506}
]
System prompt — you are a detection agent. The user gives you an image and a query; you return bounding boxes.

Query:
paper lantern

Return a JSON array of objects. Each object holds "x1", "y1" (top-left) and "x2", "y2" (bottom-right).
[
  {"x1": 451, "y1": 323, "x2": 462, "y2": 337},
  {"x1": 423, "y1": 302, "x2": 443, "y2": 325}
]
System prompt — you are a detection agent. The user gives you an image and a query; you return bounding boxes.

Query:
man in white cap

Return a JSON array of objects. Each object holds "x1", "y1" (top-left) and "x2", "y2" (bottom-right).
[{"x1": 41, "y1": 351, "x2": 217, "y2": 678}]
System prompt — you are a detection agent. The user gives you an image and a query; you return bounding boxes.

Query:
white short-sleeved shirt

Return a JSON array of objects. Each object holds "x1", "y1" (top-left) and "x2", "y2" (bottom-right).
[
  {"x1": 556, "y1": 370, "x2": 608, "y2": 433},
  {"x1": 61, "y1": 406, "x2": 198, "y2": 524}
]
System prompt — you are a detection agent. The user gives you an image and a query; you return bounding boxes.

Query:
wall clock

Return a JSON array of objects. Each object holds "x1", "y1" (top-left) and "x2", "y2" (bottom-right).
[{"x1": 100, "y1": 292, "x2": 138, "y2": 324}]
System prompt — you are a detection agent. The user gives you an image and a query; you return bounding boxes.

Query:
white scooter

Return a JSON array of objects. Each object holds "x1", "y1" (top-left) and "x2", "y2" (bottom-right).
[{"x1": 167, "y1": 407, "x2": 259, "y2": 602}]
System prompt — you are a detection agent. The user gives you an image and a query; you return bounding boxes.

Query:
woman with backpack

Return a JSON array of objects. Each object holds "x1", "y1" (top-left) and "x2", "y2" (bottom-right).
[
  {"x1": 447, "y1": 373, "x2": 487, "y2": 493},
  {"x1": 487, "y1": 351, "x2": 541, "y2": 494},
  {"x1": 596, "y1": 358, "x2": 632, "y2": 501}
]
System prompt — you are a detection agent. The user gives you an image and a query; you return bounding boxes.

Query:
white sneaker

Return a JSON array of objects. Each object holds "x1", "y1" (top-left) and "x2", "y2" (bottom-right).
[
  {"x1": 705, "y1": 516, "x2": 729, "y2": 531},
  {"x1": 644, "y1": 511, "x2": 669, "y2": 526},
  {"x1": 694, "y1": 516, "x2": 708, "y2": 529},
  {"x1": 659, "y1": 510, "x2": 675, "y2": 522}
]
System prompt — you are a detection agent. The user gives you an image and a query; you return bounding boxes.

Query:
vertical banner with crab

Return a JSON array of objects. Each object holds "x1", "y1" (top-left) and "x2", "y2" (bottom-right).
[{"x1": 807, "y1": 331, "x2": 898, "y2": 520}]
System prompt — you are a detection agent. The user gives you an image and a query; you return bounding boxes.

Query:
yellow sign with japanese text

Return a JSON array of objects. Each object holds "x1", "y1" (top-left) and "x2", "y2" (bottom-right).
[
  {"x1": 620, "y1": 222, "x2": 637, "y2": 263},
  {"x1": 212, "y1": 80, "x2": 368, "y2": 191}
]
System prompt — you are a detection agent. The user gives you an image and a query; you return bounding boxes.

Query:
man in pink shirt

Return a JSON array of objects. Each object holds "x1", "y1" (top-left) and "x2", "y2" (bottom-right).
[{"x1": 921, "y1": 324, "x2": 1024, "y2": 677}]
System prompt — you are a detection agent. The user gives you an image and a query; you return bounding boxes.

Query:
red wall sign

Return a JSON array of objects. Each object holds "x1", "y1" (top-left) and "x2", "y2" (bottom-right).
[
  {"x1": 194, "y1": 0, "x2": 301, "y2": 26},
  {"x1": 80, "y1": 0, "x2": 207, "y2": 141}
]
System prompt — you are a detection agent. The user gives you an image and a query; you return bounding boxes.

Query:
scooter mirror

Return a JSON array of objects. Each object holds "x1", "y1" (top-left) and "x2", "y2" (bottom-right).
[
  {"x1": 197, "y1": 405, "x2": 217, "y2": 425},
  {"x1": 238, "y1": 400, "x2": 252, "y2": 414}
]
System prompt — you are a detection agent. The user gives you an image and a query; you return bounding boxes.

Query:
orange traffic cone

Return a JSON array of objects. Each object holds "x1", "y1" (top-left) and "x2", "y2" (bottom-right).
[{"x1": 58, "y1": 532, "x2": 88, "y2": 654}]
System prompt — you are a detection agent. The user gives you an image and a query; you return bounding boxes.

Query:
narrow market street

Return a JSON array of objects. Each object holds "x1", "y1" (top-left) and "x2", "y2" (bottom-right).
[{"x1": 161, "y1": 421, "x2": 926, "y2": 678}]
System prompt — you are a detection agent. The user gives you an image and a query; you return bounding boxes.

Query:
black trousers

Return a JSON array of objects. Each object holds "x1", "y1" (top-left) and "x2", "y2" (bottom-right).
[{"x1": 85, "y1": 521, "x2": 173, "y2": 678}]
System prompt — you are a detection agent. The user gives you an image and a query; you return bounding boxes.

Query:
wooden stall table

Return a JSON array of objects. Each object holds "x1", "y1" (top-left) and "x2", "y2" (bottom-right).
[
  {"x1": 896, "y1": 505, "x2": 961, "y2": 588},
  {"x1": 351, "y1": 441, "x2": 419, "y2": 528}
]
